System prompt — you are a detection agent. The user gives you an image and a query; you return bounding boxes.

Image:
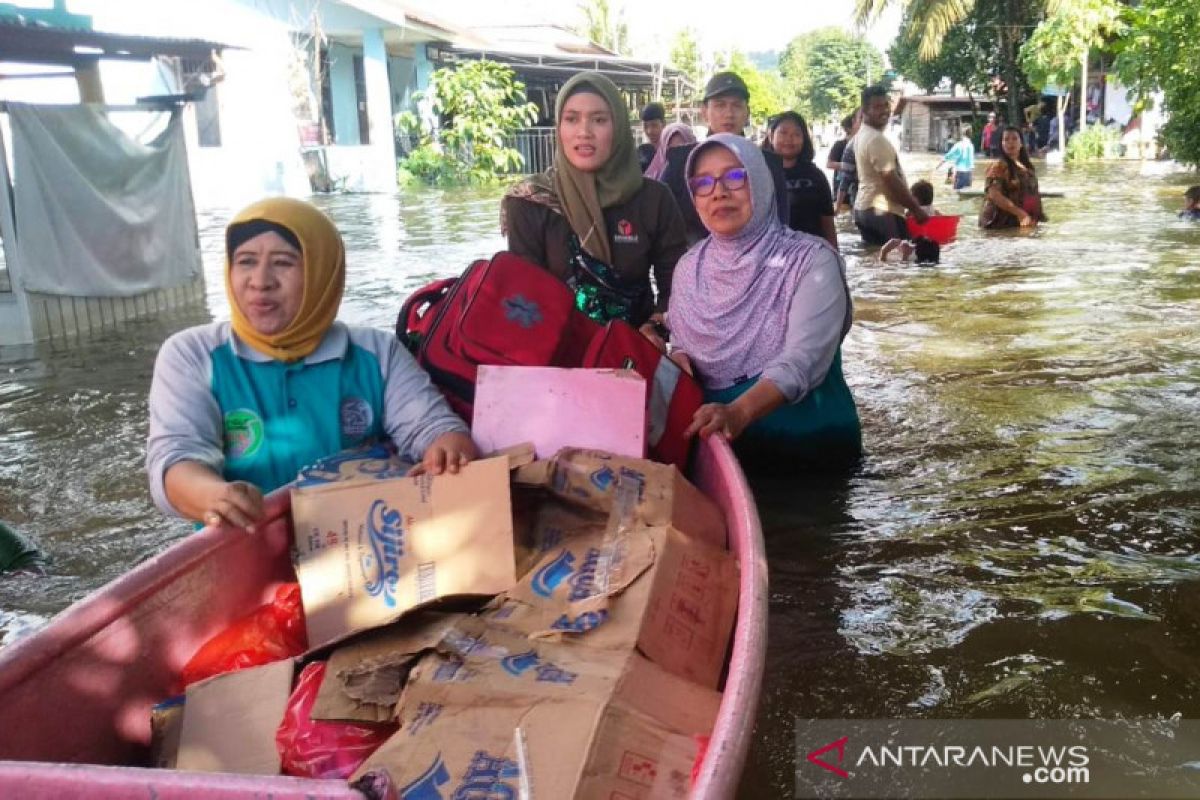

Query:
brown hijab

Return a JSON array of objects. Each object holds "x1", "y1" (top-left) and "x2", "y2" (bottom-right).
[{"x1": 502, "y1": 71, "x2": 643, "y2": 265}]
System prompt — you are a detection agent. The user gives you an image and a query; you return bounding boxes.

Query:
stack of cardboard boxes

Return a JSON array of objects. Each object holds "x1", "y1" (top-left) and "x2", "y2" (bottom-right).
[{"x1": 165, "y1": 444, "x2": 739, "y2": 799}]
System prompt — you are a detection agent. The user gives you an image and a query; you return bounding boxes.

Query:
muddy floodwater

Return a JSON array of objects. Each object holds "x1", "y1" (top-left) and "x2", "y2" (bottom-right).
[{"x1": 2, "y1": 154, "x2": 1199, "y2": 797}]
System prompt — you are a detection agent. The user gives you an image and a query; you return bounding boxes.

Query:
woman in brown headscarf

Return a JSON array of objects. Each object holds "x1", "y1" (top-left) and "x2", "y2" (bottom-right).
[{"x1": 501, "y1": 71, "x2": 687, "y2": 332}]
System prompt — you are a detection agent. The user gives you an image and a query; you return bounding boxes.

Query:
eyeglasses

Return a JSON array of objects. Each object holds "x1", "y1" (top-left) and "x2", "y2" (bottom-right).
[{"x1": 687, "y1": 168, "x2": 748, "y2": 197}]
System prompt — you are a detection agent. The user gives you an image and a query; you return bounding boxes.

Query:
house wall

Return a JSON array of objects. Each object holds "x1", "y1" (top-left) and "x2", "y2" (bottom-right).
[{"x1": 327, "y1": 42, "x2": 361, "y2": 145}]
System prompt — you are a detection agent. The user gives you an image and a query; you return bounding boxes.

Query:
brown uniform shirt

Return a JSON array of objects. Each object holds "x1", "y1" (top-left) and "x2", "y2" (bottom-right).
[{"x1": 502, "y1": 179, "x2": 687, "y2": 322}]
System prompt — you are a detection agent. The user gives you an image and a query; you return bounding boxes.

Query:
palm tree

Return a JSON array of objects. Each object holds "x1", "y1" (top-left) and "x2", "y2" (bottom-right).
[{"x1": 856, "y1": 0, "x2": 1065, "y2": 123}]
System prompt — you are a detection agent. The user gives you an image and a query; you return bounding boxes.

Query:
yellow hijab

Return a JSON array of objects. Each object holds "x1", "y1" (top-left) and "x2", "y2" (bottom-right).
[{"x1": 225, "y1": 197, "x2": 345, "y2": 362}]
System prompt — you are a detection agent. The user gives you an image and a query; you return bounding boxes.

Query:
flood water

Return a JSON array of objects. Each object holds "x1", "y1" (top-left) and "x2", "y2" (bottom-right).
[{"x1": 2, "y1": 155, "x2": 1199, "y2": 796}]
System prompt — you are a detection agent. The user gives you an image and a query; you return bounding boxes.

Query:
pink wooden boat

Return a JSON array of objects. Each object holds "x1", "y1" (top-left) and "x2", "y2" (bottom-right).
[{"x1": 0, "y1": 436, "x2": 766, "y2": 799}]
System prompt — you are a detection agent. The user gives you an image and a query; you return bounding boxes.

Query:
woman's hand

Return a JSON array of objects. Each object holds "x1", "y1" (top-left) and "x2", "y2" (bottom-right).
[
  {"x1": 1019, "y1": 212, "x2": 1037, "y2": 227},
  {"x1": 684, "y1": 402, "x2": 751, "y2": 441},
  {"x1": 410, "y1": 431, "x2": 478, "y2": 477},
  {"x1": 201, "y1": 480, "x2": 265, "y2": 532},
  {"x1": 669, "y1": 350, "x2": 693, "y2": 376},
  {"x1": 638, "y1": 314, "x2": 668, "y2": 352}
]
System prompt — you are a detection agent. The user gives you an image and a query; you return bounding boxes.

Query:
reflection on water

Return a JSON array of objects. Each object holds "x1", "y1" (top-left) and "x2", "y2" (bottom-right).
[{"x1": 3, "y1": 161, "x2": 1200, "y2": 792}]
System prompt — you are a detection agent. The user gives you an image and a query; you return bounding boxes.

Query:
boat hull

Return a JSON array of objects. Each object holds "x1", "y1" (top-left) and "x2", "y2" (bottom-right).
[{"x1": 0, "y1": 437, "x2": 766, "y2": 799}]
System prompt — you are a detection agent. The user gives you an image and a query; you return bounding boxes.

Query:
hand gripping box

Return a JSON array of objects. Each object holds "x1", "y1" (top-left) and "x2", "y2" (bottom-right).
[
  {"x1": 351, "y1": 617, "x2": 721, "y2": 800},
  {"x1": 290, "y1": 453, "x2": 520, "y2": 650}
]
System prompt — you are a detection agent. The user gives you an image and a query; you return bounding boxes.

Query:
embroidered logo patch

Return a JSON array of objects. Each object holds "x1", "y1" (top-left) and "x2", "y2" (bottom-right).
[
  {"x1": 340, "y1": 396, "x2": 373, "y2": 440},
  {"x1": 224, "y1": 409, "x2": 264, "y2": 460},
  {"x1": 502, "y1": 294, "x2": 543, "y2": 328},
  {"x1": 614, "y1": 218, "x2": 638, "y2": 244}
]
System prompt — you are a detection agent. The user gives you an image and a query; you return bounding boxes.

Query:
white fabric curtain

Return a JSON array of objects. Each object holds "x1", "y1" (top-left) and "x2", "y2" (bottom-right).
[{"x1": 8, "y1": 102, "x2": 201, "y2": 296}]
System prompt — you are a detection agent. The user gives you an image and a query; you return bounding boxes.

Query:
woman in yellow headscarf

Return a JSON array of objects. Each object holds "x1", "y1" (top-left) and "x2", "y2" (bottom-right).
[
  {"x1": 146, "y1": 197, "x2": 475, "y2": 531},
  {"x1": 502, "y1": 71, "x2": 687, "y2": 334}
]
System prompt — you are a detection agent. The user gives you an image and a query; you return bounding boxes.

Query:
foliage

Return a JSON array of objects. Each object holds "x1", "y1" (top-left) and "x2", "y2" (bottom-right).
[
  {"x1": 1113, "y1": 0, "x2": 1200, "y2": 166},
  {"x1": 1020, "y1": 0, "x2": 1124, "y2": 92},
  {"x1": 397, "y1": 61, "x2": 538, "y2": 186},
  {"x1": 575, "y1": 0, "x2": 629, "y2": 55},
  {"x1": 669, "y1": 27, "x2": 704, "y2": 100},
  {"x1": 780, "y1": 28, "x2": 886, "y2": 120},
  {"x1": 857, "y1": 0, "x2": 1068, "y2": 60},
  {"x1": 871, "y1": 0, "x2": 1047, "y2": 124},
  {"x1": 1065, "y1": 123, "x2": 1120, "y2": 160},
  {"x1": 888, "y1": 5, "x2": 996, "y2": 95},
  {"x1": 727, "y1": 52, "x2": 795, "y2": 125}
]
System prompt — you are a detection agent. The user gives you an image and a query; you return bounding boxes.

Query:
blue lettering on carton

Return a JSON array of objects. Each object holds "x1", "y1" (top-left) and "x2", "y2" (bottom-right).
[
  {"x1": 550, "y1": 609, "x2": 610, "y2": 633},
  {"x1": 534, "y1": 663, "x2": 577, "y2": 684},
  {"x1": 530, "y1": 549, "x2": 576, "y2": 598},
  {"x1": 500, "y1": 649, "x2": 540, "y2": 676},
  {"x1": 453, "y1": 751, "x2": 520, "y2": 800},
  {"x1": 361, "y1": 499, "x2": 404, "y2": 607},
  {"x1": 401, "y1": 754, "x2": 451, "y2": 800},
  {"x1": 589, "y1": 465, "x2": 616, "y2": 491},
  {"x1": 567, "y1": 547, "x2": 603, "y2": 601}
]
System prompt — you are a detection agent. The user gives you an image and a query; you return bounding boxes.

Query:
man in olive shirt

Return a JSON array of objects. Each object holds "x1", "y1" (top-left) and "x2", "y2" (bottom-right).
[
  {"x1": 852, "y1": 85, "x2": 929, "y2": 245},
  {"x1": 661, "y1": 72, "x2": 789, "y2": 243}
]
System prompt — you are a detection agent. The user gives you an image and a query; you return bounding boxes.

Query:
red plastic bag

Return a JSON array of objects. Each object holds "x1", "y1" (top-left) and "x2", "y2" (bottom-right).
[
  {"x1": 180, "y1": 583, "x2": 308, "y2": 688},
  {"x1": 276, "y1": 661, "x2": 397, "y2": 779}
]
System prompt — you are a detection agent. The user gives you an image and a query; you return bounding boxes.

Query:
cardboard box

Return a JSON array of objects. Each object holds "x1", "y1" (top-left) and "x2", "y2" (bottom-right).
[
  {"x1": 514, "y1": 448, "x2": 727, "y2": 550},
  {"x1": 311, "y1": 611, "x2": 464, "y2": 723},
  {"x1": 148, "y1": 695, "x2": 185, "y2": 769},
  {"x1": 352, "y1": 617, "x2": 721, "y2": 799},
  {"x1": 291, "y1": 455, "x2": 519, "y2": 650},
  {"x1": 485, "y1": 522, "x2": 739, "y2": 690},
  {"x1": 295, "y1": 442, "x2": 409, "y2": 488},
  {"x1": 473, "y1": 366, "x2": 647, "y2": 459},
  {"x1": 176, "y1": 659, "x2": 294, "y2": 775}
]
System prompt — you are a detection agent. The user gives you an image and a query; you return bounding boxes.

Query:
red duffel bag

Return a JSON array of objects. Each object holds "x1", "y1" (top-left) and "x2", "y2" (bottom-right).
[
  {"x1": 397, "y1": 251, "x2": 600, "y2": 419},
  {"x1": 582, "y1": 320, "x2": 703, "y2": 469}
]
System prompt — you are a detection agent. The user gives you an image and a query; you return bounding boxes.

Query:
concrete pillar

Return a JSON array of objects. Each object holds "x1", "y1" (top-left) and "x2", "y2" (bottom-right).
[
  {"x1": 74, "y1": 58, "x2": 105, "y2": 104},
  {"x1": 413, "y1": 44, "x2": 437, "y2": 133},
  {"x1": 361, "y1": 28, "x2": 395, "y2": 193}
]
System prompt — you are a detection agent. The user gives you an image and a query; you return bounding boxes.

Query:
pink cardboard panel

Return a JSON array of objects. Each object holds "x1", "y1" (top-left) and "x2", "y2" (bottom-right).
[{"x1": 472, "y1": 366, "x2": 646, "y2": 459}]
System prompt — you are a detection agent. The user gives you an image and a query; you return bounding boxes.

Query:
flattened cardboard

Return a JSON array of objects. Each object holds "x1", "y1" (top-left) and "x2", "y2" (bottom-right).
[
  {"x1": 473, "y1": 366, "x2": 647, "y2": 459},
  {"x1": 353, "y1": 628, "x2": 721, "y2": 799},
  {"x1": 514, "y1": 448, "x2": 727, "y2": 549},
  {"x1": 291, "y1": 455, "x2": 517, "y2": 649},
  {"x1": 311, "y1": 612, "x2": 464, "y2": 723},
  {"x1": 148, "y1": 696, "x2": 185, "y2": 769},
  {"x1": 295, "y1": 442, "x2": 408, "y2": 488},
  {"x1": 176, "y1": 659, "x2": 293, "y2": 775},
  {"x1": 485, "y1": 525, "x2": 738, "y2": 689}
]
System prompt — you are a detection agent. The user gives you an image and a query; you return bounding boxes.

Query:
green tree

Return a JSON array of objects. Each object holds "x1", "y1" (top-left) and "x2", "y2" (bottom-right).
[
  {"x1": 669, "y1": 27, "x2": 703, "y2": 100},
  {"x1": 858, "y1": 0, "x2": 1054, "y2": 124},
  {"x1": 1020, "y1": 0, "x2": 1124, "y2": 154},
  {"x1": 780, "y1": 28, "x2": 885, "y2": 120},
  {"x1": 576, "y1": 0, "x2": 629, "y2": 55},
  {"x1": 397, "y1": 60, "x2": 538, "y2": 186},
  {"x1": 888, "y1": 6, "x2": 994, "y2": 95},
  {"x1": 1114, "y1": 0, "x2": 1200, "y2": 166},
  {"x1": 727, "y1": 51, "x2": 795, "y2": 125}
]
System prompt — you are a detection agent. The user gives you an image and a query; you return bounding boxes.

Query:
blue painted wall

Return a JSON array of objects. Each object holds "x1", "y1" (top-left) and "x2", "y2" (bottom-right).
[{"x1": 327, "y1": 42, "x2": 359, "y2": 145}]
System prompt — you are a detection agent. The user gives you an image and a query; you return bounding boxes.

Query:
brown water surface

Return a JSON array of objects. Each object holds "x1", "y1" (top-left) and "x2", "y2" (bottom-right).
[{"x1": 1, "y1": 159, "x2": 1199, "y2": 798}]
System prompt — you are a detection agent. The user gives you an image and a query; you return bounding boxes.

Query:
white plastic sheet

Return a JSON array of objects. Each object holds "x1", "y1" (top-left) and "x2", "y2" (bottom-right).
[{"x1": 8, "y1": 103, "x2": 200, "y2": 296}]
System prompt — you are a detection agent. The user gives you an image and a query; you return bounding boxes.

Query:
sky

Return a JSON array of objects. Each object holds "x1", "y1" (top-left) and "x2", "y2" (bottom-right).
[{"x1": 407, "y1": 0, "x2": 903, "y2": 60}]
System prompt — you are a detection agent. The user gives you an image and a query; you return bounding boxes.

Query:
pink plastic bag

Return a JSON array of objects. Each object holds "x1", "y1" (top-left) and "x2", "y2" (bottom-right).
[
  {"x1": 276, "y1": 661, "x2": 398, "y2": 780},
  {"x1": 180, "y1": 583, "x2": 308, "y2": 688}
]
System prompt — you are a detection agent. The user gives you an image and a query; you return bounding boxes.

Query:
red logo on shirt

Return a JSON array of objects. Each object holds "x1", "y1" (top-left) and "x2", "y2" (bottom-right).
[{"x1": 614, "y1": 219, "x2": 638, "y2": 244}]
